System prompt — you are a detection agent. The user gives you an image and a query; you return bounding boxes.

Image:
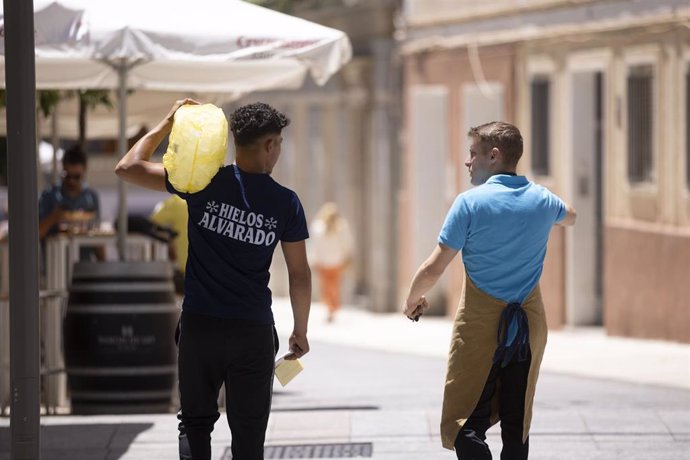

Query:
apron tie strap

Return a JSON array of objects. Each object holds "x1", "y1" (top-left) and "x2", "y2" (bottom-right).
[{"x1": 493, "y1": 302, "x2": 530, "y2": 368}]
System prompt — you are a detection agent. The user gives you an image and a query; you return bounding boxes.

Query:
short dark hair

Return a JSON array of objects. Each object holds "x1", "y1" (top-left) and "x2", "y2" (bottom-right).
[
  {"x1": 468, "y1": 122, "x2": 523, "y2": 167},
  {"x1": 229, "y1": 102, "x2": 290, "y2": 146},
  {"x1": 62, "y1": 144, "x2": 87, "y2": 167}
]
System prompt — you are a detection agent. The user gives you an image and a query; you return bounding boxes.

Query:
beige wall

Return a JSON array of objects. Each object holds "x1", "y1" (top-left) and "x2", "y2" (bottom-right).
[
  {"x1": 605, "y1": 222, "x2": 690, "y2": 343},
  {"x1": 603, "y1": 34, "x2": 690, "y2": 342},
  {"x1": 514, "y1": 24, "x2": 690, "y2": 339}
]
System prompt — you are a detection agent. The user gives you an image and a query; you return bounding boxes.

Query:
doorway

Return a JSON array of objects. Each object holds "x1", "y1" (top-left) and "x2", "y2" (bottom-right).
[{"x1": 568, "y1": 71, "x2": 604, "y2": 325}]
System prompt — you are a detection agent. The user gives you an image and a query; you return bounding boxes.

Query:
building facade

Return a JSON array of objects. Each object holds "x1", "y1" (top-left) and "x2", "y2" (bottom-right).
[
  {"x1": 399, "y1": 0, "x2": 690, "y2": 342},
  {"x1": 234, "y1": 0, "x2": 403, "y2": 313}
]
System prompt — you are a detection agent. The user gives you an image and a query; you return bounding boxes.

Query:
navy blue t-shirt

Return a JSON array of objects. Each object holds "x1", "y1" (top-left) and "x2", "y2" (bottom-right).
[{"x1": 165, "y1": 165, "x2": 309, "y2": 324}]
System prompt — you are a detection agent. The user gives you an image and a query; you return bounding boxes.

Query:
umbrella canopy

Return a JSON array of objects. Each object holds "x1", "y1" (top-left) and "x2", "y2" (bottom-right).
[
  {"x1": 0, "y1": 0, "x2": 352, "y2": 91},
  {"x1": 0, "y1": 0, "x2": 351, "y2": 259}
]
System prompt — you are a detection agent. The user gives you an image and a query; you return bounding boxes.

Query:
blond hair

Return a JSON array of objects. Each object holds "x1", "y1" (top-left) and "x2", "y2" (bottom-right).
[{"x1": 315, "y1": 202, "x2": 344, "y2": 234}]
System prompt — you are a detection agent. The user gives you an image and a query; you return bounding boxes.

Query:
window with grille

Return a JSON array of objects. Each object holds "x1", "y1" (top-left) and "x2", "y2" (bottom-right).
[
  {"x1": 627, "y1": 65, "x2": 654, "y2": 183},
  {"x1": 530, "y1": 77, "x2": 550, "y2": 176}
]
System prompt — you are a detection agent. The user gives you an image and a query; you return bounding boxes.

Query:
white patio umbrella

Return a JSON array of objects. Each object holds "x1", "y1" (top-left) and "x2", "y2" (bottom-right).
[
  {"x1": 0, "y1": 0, "x2": 352, "y2": 256},
  {"x1": 1, "y1": 0, "x2": 351, "y2": 90}
]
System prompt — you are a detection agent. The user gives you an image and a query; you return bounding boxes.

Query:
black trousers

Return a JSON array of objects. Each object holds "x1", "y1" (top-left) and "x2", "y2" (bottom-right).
[
  {"x1": 177, "y1": 311, "x2": 278, "y2": 460},
  {"x1": 455, "y1": 350, "x2": 532, "y2": 460}
]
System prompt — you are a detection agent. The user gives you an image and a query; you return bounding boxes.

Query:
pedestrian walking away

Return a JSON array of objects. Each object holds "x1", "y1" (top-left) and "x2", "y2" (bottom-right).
[
  {"x1": 116, "y1": 99, "x2": 312, "y2": 460},
  {"x1": 403, "y1": 122, "x2": 576, "y2": 460},
  {"x1": 310, "y1": 202, "x2": 354, "y2": 322}
]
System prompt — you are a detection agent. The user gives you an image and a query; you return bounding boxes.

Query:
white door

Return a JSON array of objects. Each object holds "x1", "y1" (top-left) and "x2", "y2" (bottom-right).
[
  {"x1": 569, "y1": 71, "x2": 604, "y2": 325},
  {"x1": 409, "y1": 86, "x2": 449, "y2": 311}
]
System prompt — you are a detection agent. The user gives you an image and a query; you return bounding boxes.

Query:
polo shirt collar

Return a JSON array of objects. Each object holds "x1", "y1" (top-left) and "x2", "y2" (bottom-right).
[{"x1": 486, "y1": 174, "x2": 529, "y2": 186}]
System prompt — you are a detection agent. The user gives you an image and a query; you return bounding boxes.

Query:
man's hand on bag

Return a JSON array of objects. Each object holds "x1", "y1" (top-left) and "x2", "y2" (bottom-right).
[
  {"x1": 286, "y1": 331, "x2": 309, "y2": 360},
  {"x1": 403, "y1": 296, "x2": 429, "y2": 322},
  {"x1": 164, "y1": 98, "x2": 201, "y2": 124}
]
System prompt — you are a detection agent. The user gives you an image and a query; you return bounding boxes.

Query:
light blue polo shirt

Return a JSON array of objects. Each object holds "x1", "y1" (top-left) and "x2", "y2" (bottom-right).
[{"x1": 439, "y1": 174, "x2": 566, "y2": 304}]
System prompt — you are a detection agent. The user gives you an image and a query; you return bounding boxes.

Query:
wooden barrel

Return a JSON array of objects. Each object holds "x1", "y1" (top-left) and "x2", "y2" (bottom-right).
[{"x1": 64, "y1": 261, "x2": 178, "y2": 414}]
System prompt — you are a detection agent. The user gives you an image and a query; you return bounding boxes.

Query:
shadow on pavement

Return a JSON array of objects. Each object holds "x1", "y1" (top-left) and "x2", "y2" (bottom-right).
[{"x1": 0, "y1": 423, "x2": 153, "y2": 459}]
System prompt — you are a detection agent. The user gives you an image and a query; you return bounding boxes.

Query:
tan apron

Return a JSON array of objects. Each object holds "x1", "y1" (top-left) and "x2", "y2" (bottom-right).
[{"x1": 440, "y1": 276, "x2": 548, "y2": 450}]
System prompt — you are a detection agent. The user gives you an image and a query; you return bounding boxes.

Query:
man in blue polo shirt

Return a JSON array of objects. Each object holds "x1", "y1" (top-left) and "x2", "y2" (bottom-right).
[
  {"x1": 38, "y1": 144, "x2": 103, "y2": 261},
  {"x1": 403, "y1": 122, "x2": 576, "y2": 459},
  {"x1": 116, "y1": 100, "x2": 311, "y2": 460}
]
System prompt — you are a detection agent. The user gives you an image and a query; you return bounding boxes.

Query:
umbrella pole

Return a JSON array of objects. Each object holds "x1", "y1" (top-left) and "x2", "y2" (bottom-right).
[
  {"x1": 116, "y1": 63, "x2": 128, "y2": 261},
  {"x1": 4, "y1": 0, "x2": 41, "y2": 457},
  {"x1": 51, "y1": 100, "x2": 60, "y2": 185}
]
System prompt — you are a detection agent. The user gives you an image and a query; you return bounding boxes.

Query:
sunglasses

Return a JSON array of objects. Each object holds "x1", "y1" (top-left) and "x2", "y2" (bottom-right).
[{"x1": 63, "y1": 172, "x2": 83, "y2": 181}]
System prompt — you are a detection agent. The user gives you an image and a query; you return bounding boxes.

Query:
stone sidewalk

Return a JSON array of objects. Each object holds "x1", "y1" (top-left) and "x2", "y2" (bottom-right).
[
  {"x1": 271, "y1": 299, "x2": 690, "y2": 389},
  {"x1": 1, "y1": 301, "x2": 688, "y2": 459}
]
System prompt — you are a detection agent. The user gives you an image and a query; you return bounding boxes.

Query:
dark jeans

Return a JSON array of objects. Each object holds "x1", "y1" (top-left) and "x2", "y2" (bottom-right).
[
  {"x1": 176, "y1": 311, "x2": 278, "y2": 460},
  {"x1": 455, "y1": 350, "x2": 532, "y2": 460}
]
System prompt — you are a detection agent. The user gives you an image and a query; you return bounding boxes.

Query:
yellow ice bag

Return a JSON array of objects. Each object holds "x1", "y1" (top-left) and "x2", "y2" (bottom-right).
[{"x1": 163, "y1": 104, "x2": 228, "y2": 193}]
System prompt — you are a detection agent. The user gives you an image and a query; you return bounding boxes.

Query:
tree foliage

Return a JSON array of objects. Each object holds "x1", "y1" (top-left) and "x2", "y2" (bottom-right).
[
  {"x1": 0, "y1": 89, "x2": 63, "y2": 117},
  {"x1": 0, "y1": 89, "x2": 114, "y2": 146}
]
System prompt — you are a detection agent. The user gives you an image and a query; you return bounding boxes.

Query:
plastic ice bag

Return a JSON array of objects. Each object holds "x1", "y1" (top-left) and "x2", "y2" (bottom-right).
[{"x1": 163, "y1": 104, "x2": 228, "y2": 193}]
